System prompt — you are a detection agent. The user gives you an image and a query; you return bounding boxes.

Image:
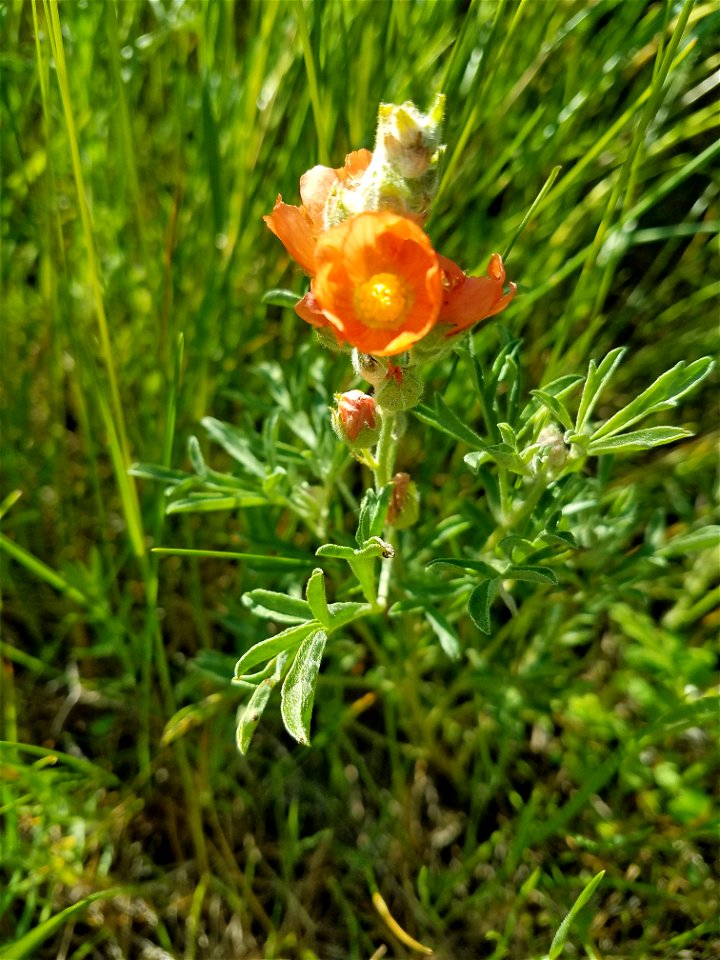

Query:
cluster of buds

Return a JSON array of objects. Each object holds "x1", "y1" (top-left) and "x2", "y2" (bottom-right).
[{"x1": 324, "y1": 95, "x2": 446, "y2": 227}]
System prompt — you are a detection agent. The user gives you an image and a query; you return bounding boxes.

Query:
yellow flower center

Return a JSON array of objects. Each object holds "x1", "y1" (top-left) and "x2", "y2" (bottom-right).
[{"x1": 356, "y1": 273, "x2": 408, "y2": 328}]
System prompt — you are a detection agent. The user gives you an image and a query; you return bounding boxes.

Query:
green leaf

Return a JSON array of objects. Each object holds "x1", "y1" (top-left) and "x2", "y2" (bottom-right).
[
  {"x1": 201, "y1": 416, "x2": 266, "y2": 477},
  {"x1": 414, "y1": 395, "x2": 487, "y2": 448},
  {"x1": 354, "y1": 537, "x2": 392, "y2": 560},
  {"x1": 166, "y1": 493, "x2": 268, "y2": 513},
  {"x1": 541, "y1": 531, "x2": 577, "y2": 550},
  {"x1": 243, "y1": 589, "x2": 312, "y2": 623},
  {"x1": 152, "y1": 547, "x2": 312, "y2": 570},
  {"x1": 188, "y1": 435, "x2": 207, "y2": 477},
  {"x1": 498, "y1": 536, "x2": 535, "y2": 559},
  {"x1": 306, "y1": 568, "x2": 331, "y2": 627},
  {"x1": 548, "y1": 871, "x2": 605, "y2": 960},
  {"x1": 590, "y1": 358, "x2": 713, "y2": 441},
  {"x1": 530, "y1": 389, "x2": 574, "y2": 431},
  {"x1": 468, "y1": 580, "x2": 498, "y2": 634},
  {"x1": 497, "y1": 422, "x2": 519, "y2": 448},
  {"x1": 236, "y1": 655, "x2": 286, "y2": 755},
  {"x1": 1, "y1": 888, "x2": 128, "y2": 959},
  {"x1": 425, "y1": 607, "x2": 461, "y2": 660},
  {"x1": 587, "y1": 426, "x2": 693, "y2": 454},
  {"x1": 327, "y1": 601, "x2": 372, "y2": 630},
  {"x1": 129, "y1": 462, "x2": 190, "y2": 484},
  {"x1": 484, "y1": 442, "x2": 533, "y2": 476},
  {"x1": 659, "y1": 525, "x2": 720, "y2": 557},
  {"x1": 316, "y1": 542, "x2": 358, "y2": 560},
  {"x1": 280, "y1": 629, "x2": 328, "y2": 745},
  {"x1": 507, "y1": 564, "x2": 559, "y2": 585},
  {"x1": 262, "y1": 288, "x2": 302, "y2": 308},
  {"x1": 575, "y1": 347, "x2": 626, "y2": 433},
  {"x1": 233, "y1": 621, "x2": 317, "y2": 678},
  {"x1": 357, "y1": 484, "x2": 394, "y2": 545},
  {"x1": 539, "y1": 374, "x2": 584, "y2": 399},
  {"x1": 428, "y1": 557, "x2": 499, "y2": 579}
]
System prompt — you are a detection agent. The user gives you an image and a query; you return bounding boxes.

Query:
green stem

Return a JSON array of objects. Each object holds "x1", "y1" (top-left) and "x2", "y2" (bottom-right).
[{"x1": 374, "y1": 410, "x2": 398, "y2": 490}]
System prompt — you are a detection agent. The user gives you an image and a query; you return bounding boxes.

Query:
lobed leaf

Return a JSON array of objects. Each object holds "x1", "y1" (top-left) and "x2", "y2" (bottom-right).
[
  {"x1": 428, "y1": 557, "x2": 499, "y2": 579},
  {"x1": 425, "y1": 607, "x2": 462, "y2": 660},
  {"x1": 281, "y1": 629, "x2": 328, "y2": 745},
  {"x1": 243, "y1": 589, "x2": 312, "y2": 623},
  {"x1": 587, "y1": 426, "x2": 693, "y2": 454},
  {"x1": 306, "y1": 568, "x2": 331, "y2": 627},
  {"x1": 468, "y1": 580, "x2": 499, "y2": 635},
  {"x1": 590, "y1": 358, "x2": 713, "y2": 441},
  {"x1": 233, "y1": 621, "x2": 318, "y2": 678},
  {"x1": 414, "y1": 395, "x2": 487, "y2": 448},
  {"x1": 201, "y1": 416, "x2": 266, "y2": 477},
  {"x1": 530, "y1": 389, "x2": 574, "y2": 431},
  {"x1": 575, "y1": 347, "x2": 626, "y2": 433},
  {"x1": 236, "y1": 655, "x2": 287, "y2": 755},
  {"x1": 507, "y1": 564, "x2": 559, "y2": 585}
]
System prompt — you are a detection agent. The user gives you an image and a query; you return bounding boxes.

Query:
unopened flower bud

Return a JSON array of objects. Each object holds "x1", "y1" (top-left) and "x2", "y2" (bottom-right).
[
  {"x1": 332, "y1": 390, "x2": 381, "y2": 449},
  {"x1": 375, "y1": 370, "x2": 424, "y2": 412},
  {"x1": 351, "y1": 350, "x2": 388, "y2": 387},
  {"x1": 387, "y1": 472, "x2": 420, "y2": 530},
  {"x1": 531, "y1": 425, "x2": 569, "y2": 476}
]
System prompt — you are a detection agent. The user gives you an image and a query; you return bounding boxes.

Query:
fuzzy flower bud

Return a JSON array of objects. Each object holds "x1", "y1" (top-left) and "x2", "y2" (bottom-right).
[
  {"x1": 332, "y1": 390, "x2": 381, "y2": 449},
  {"x1": 351, "y1": 350, "x2": 389, "y2": 387},
  {"x1": 387, "y1": 472, "x2": 420, "y2": 530},
  {"x1": 375, "y1": 370, "x2": 424, "y2": 412},
  {"x1": 326, "y1": 94, "x2": 446, "y2": 227},
  {"x1": 531, "y1": 425, "x2": 569, "y2": 477}
]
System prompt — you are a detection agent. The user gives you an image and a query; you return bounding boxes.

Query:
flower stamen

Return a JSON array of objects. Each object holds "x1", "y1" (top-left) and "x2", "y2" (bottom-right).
[{"x1": 356, "y1": 273, "x2": 408, "y2": 328}]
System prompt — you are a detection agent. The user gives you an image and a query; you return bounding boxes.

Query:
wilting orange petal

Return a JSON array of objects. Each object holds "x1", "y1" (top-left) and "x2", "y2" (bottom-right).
[
  {"x1": 439, "y1": 253, "x2": 516, "y2": 332},
  {"x1": 263, "y1": 196, "x2": 317, "y2": 274},
  {"x1": 300, "y1": 150, "x2": 373, "y2": 233},
  {"x1": 299, "y1": 168, "x2": 339, "y2": 232}
]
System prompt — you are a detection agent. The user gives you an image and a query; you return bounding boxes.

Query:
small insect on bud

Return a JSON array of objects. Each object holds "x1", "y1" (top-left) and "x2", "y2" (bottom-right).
[{"x1": 332, "y1": 390, "x2": 382, "y2": 449}]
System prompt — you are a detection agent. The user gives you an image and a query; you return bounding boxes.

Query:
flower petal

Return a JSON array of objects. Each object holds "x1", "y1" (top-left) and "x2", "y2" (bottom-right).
[
  {"x1": 299, "y1": 150, "x2": 373, "y2": 233},
  {"x1": 313, "y1": 211, "x2": 442, "y2": 357},
  {"x1": 295, "y1": 288, "x2": 334, "y2": 328},
  {"x1": 439, "y1": 253, "x2": 516, "y2": 332},
  {"x1": 263, "y1": 196, "x2": 316, "y2": 274}
]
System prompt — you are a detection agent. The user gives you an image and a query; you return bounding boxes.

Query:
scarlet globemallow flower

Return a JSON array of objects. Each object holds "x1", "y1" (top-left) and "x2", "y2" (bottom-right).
[
  {"x1": 265, "y1": 149, "x2": 516, "y2": 355},
  {"x1": 310, "y1": 211, "x2": 443, "y2": 357}
]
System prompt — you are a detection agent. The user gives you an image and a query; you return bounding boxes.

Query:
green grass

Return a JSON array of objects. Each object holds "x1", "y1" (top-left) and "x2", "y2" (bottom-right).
[{"x1": 1, "y1": 0, "x2": 718, "y2": 957}]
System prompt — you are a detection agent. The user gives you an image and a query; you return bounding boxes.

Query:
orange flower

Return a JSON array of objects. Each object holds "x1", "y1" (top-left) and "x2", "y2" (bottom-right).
[
  {"x1": 438, "y1": 253, "x2": 517, "y2": 333},
  {"x1": 312, "y1": 211, "x2": 443, "y2": 357},
  {"x1": 263, "y1": 150, "x2": 372, "y2": 275}
]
